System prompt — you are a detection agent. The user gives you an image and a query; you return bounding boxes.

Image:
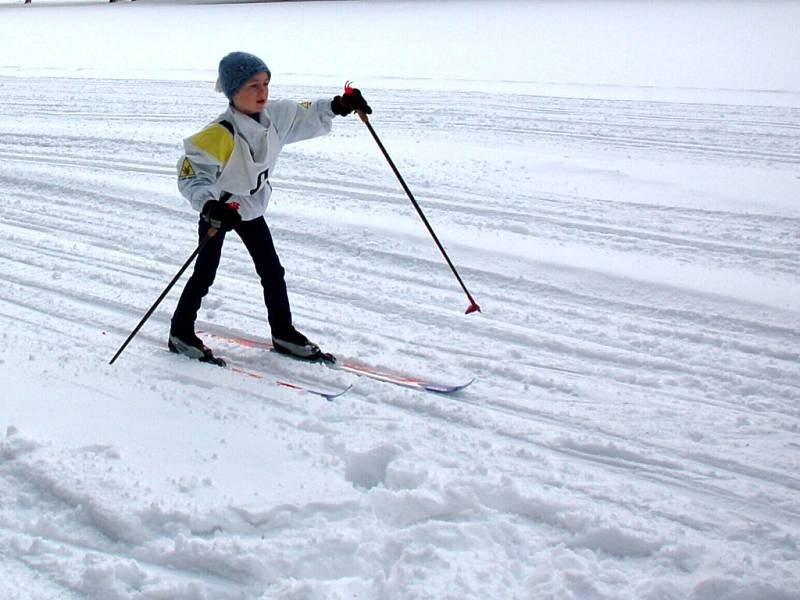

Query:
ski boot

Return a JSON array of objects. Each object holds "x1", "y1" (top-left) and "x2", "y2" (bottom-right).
[
  {"x1": 272, "y1": 326, "x2": 334, "y2": 363},
  {"x1": 168, "y1": 331, "x2": 226, "y2": 367}
]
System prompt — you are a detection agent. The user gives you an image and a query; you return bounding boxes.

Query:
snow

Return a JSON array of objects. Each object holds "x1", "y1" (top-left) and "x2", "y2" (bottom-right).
[{"x1": 1, "y1": 1, "x2": 799, "y2": 598}]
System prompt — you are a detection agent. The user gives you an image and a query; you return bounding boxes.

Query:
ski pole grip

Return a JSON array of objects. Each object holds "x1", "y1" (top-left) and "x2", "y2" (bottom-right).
[{"x1": 356, "y1": 110, "x2": 370, "y2": 124}]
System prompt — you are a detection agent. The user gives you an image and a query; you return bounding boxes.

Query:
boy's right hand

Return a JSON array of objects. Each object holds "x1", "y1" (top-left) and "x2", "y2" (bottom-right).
[{"x1": 202, "y1": 199, "x2": 242, "y2": 232}]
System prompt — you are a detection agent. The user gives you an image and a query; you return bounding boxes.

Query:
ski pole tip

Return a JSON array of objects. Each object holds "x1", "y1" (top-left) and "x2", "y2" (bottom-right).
[{"x1": 465, "y1": 301, "x2": 481, "y2": 315}]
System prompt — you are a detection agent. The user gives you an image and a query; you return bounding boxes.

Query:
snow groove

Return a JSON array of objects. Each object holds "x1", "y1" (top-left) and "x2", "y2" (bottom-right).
[{"x1": 2, "y1": 59, "x2": 799, "y2": 600}]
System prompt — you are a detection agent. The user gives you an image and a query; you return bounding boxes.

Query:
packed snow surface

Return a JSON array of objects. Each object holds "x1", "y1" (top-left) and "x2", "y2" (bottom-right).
[{"x1": 1, "y1": 1, "x2": 799, "y2": 599}]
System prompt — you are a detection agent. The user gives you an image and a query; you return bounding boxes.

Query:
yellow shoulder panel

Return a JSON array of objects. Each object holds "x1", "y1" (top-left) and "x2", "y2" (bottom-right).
[{"x1": 190, "y1": 123, "x2": 234, "y2": 164}]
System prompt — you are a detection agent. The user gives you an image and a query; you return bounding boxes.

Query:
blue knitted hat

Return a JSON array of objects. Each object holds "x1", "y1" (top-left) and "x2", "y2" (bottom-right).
[{"x1": 217, "y1": 51, "x2": 271, "y2": 100}]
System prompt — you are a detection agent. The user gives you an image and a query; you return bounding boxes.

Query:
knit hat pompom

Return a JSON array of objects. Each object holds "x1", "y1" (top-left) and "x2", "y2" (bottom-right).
[{"x1": 216, "y1": 51, "x2": 270, "y2": 100}]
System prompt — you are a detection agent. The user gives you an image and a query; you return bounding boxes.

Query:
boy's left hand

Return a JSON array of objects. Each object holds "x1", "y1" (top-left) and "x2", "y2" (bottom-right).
[{"x1": 332, "y1": 85, "x2": 372, "y2": 116}]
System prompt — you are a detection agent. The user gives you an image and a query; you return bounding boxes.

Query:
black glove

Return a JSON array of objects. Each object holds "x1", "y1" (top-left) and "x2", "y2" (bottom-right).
[
  {"x1": 332, "y1": 83, "x2": 372, "y2": 116},
  {"x1": 202, "y1": 199, "x2": 241, "y2": 232}
]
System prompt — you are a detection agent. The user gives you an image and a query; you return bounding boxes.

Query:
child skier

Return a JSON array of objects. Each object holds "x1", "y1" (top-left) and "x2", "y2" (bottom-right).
[{"x1": 169, "y1": 51, "x2": 371, "y2": 365}]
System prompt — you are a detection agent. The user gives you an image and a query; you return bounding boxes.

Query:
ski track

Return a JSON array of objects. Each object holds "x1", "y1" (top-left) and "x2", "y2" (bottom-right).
[{"x1": 2, "y1": 74, "x2": 800, "y2": 598}]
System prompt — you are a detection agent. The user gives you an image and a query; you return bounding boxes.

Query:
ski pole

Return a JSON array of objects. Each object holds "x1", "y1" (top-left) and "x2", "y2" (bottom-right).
[
  {"x1": 109, "y1": 227, "x2": 219, "y2": 365},
  {"x1": 356, "y1": 109, "x2": 480, "y2": 314}
]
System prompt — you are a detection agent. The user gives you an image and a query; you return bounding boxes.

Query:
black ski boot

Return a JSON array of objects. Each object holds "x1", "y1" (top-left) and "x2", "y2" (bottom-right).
[
  {"x1": 168, "y1": 331, "x2": 226, "y2": 367},
  {"x1": 272, "y1": 326, "x2": 332, "y2": 362}
]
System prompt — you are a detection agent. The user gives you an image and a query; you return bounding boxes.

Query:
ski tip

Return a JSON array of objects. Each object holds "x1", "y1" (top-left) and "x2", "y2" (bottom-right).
[
  {"x1": 276, "y1": 381, "x2": 353, "y2": 401},
  {"x1": 322, "y1": 384, "x2": 354, "y2": 401},
  {"x1": 423, "y1": 378, "x2": 475, "y2": 394}
]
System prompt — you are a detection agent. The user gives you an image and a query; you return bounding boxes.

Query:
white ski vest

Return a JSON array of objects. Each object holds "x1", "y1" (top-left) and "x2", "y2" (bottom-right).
[{"x1": 177, "y1": 99, "x2": 334, "y2": 221}]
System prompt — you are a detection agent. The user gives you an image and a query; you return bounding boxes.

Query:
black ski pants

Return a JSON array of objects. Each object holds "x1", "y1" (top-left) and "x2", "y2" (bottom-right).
[{"x1": 171, "y1": 215, "x2": 292, "y2": 336}]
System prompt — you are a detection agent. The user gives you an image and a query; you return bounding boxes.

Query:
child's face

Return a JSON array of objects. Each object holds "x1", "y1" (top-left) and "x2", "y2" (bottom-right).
[{"x1": 233, "y1": 72, "x2": 270, "y2": 115}]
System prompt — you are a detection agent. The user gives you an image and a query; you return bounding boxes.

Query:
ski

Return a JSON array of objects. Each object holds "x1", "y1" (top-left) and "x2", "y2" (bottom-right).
[
  {"x1": 166, "y1": 350, "x2": 351, "y2": 401},
  {"x1": 228, "y1": 363, "x2": 353, "y2": 401},
  {"x1": 200, "y1": 330, "x2": 474, "y2": 394}
]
